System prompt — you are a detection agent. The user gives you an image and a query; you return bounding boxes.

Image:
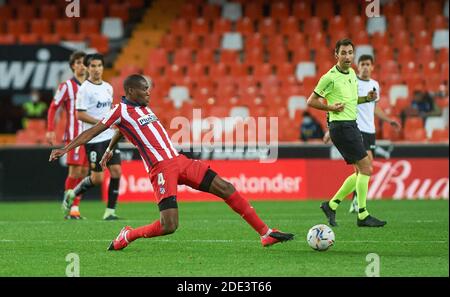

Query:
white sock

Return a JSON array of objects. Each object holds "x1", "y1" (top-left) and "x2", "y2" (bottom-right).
[
  {"x1": 103, "y1": 208, "x2": 115, "y2": 219},
  {"x1": 261, "y1": 228, "x2": 273, "y2": 239}
]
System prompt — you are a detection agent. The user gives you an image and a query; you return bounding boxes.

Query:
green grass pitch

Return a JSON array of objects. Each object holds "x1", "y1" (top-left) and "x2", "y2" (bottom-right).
[{"x1": 0, "y1": 200, "x2": 447, "y2": 276}]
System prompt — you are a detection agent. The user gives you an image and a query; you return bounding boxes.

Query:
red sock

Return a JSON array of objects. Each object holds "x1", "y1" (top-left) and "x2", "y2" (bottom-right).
[
  {"x1": 65, "y1": 176, "x2": 78, "y2": 191},
  {"x1": 127, "y1": 220, "x2": 164, "y2": 242},
  {"x1": 65, "y1": 177, "x2": 82, "y2": 207},
  {"x1": 225, "y1": 191, "x2": 269, "y2": 236}
]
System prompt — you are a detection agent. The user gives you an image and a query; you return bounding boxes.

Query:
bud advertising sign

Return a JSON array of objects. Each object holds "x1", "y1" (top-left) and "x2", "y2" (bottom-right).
[{"x1": 103, "y1": 158, "x2": 449, "y2": 202}]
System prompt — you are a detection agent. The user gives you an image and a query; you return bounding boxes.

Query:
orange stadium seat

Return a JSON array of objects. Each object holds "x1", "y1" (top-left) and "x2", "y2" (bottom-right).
[
  {"x1": 374, "y1": 45, "x2": 393, "y2": 61},
  {"x1": 236, "y1": 17, "x2": 255, "y2": 36},
  {"x1": 173, "y1": 48, "x2": 193, "y2": 67},
  {"x1": 291, "y1": 46, "x2": 311, "y2": 63},
  {"x1": 191, "y1": 18, "x2": 210, "y2": 36},
  {"x1": 337, "y1": 0, "x2": 359, "y2": 19},
  {"x1": 245, "y1": 2, "x2": 263, "y2": 19},
  {"x1": 304, "y1": 17, "x2": 322, "y2": 33},
  {"x1": 266, "y1": 35, "x2": 285, "y2": 53},
  {"x1": 89, "y1": 34, "x2": 109, "y2": 54},
  {"x1": 171, "y1": 18, "x2": 189, "y2": 37},
  {"x1": 307, "y1": 32, "x2": 327, "y2": 51},
  {"x1": 7, "y1": 19, "x2": 27, "y2": 37},
  {"x1": 391, "y1": 30, "x2": 411, "y2": 49},
  {"x1": 253, "y1": 63, "x2": 274, "y2": 79},
  {"x1": 417, "y1": 45, "x2": 436, "y2": 65},
  {"x1": 30, "y1": 19, "x2": 51, "y2": 35},
  {"x1": 0, "y1": 34, "x2": 16, "y2": 44},
  {"x1": 404, "y1": 127, "x2": 427, "y2": 142},
  {"x1": 196, "y1": 48, "x2": 215, "y2": 64},
  {"x1": 430, "y1": 15, "x2": 449, "y2": 31},
  {"x1": 220, "y1": 50, "x2": 240, "y2": 64},
  {"x1": 203, "y1": 33, "x2": 221, "y2": 49},
  {"x1": 40, "y1": 5, "x2": 60, "y2": 21},
  {"x1": 424, "y1": 0, "x2": 445, "y2": 18},
  {"x1": 430, "y1": 128, "x2": 449, "y2": 142},
  {"x1": 286, "y1": 32, "x2": 306, "y2": 52},
  {"x1": 424, "y1": 75, "x2": 443, "y2": 92},
  {"x1": 271, "y1": 2, "x2": 289, "y2": 19},
  {"x1": 328, "y1": 15, "x2": 346, "y2": 32},
  {"x1": 181, "y1": 3, "x2": 199, "y2": 19},
  {"x1": 86, "y1": 4, "x2": 106, "y2": 21},
  {"x1": 245, "y1": 33, "x2": 263, "y2": 48},
  {"x1": 0, "y1": 6, "x2": 13, "y2": 19},
  {"x1": 408, "y1": 15, "x2": 427, "y2": 32},
  {"x1": 382, "y1": 1, "x2": 401, "y2": 19},
  {"x1": 382, "y1": 118, "x2": 403, "y2": 140},
  {"x1": 148, "y1": 48, "x2": 168, "y2": 68},
  {"x1": 277, "y1": 62, "x2": 295, "y2": 79},
  {"x1": 181, "y1": 33, "x2": 201, "y2": 50},
  {"x1": 316, "y1": 0, "x2": 335, "y2": 19},
  {"x1": 41, "y1": 34, "x2": 61, "y2": 44},
  {"x1": 202, "y1": 4, "x2": 221, "y2": 20},
  {"x1": 79, "y1": 19, "x2": 100, "y2": 36},
  {"x1": 280, "y1": 17, "x2": 299, "y2": 36},
  {"x1": 245, "y1": 47, "x2": 264, "y2": 65},
  {"x1": 405, "y1": 117, "x2": 425, "y2": 131},
  {"x1": 269, "y1": 47, "x2": 289, "y2": 65},
  {"x1": 213, "y1": 19, "x2": 232, "y2": 35},
  {"x1": 329, "y1": 30, "x2": 349, "y2": 45},
  {"x1": 109, "y1": 4, "x2": 130, "y2": 22},
  {"x1": 229, "y1": 63, "x2": 248, "y2": 77},
  {"x1": 292, "y1": 1, "x2": 312, "y2": 21},
  {"x1": 352, "y1": 30, "x2": 369, "y2": 44},
  {"x1": 441, "y1": 62, "x2": 449, "y2": 81},
  {"x1": 160, "y1": 34, "x2": 177, "y2": 51},
  {"x1": 209, "y1": 62, "x2": 228, "y2": 78},
  {"x1": 348, "y1": 15, "x2": 365, "y2": 35},
  {"x1": 18, "y1": 33, "x2": 39, "y2": 44},
  {"x1": 15, "y1": 5, "x2": 37, "y2": 19},
  {"x1": 259, "y1": 18, "x2": 277, "y2": 37},
  {"x1": 404, "y1": 0, "x2": 423, "y2": 17},
  {"x1": 54, "y1": 19, "x2": 76, "y2": 39},
  {"x1": 388, "y1": 15, "x2": 406, "y2": 32}
]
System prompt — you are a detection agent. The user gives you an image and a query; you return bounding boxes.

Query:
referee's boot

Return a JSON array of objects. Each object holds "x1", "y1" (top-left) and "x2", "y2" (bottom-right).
[
  {"x1": 357, "y1": 215, "x2": 387, "y2": 227},
  {"x1": 320, "y1": 201, "x2": 338, "y2": 226}
]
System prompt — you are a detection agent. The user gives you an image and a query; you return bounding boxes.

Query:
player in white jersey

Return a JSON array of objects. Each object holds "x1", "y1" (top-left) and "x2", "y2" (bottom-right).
[
  {"x1": 63, "y1": 54, "x2": 122, "y2": 220},
  {"x1": 324, "y1": 54, "x2": 401, "y2": 213}
]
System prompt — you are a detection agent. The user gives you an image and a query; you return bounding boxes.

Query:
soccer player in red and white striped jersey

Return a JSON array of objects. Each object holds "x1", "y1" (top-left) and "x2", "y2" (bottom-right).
[
  {"x1": 46, "y1": 51, "x2": 88, "y2": 219},
  {"x1": 49, "y1": 74, "x2": 294, "y2": 249}
]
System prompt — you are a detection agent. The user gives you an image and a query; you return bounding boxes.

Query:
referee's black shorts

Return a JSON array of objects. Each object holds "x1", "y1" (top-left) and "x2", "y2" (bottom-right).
[
  {"x1": 329, "y1": 121, "x2": 368, "y2": 164},
  {"x1": 85, "y1": 140, "x2": 121, "y2": 172}
]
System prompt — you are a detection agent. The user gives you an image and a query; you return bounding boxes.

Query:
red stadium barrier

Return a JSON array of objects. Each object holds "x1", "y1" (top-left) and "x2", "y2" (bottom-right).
[{"x1": 103, "y1": 159, "x2": 449, "y2": 202}]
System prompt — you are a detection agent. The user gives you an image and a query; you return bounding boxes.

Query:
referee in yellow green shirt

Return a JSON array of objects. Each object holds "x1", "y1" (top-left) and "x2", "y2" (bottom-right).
[{"x1": 307, "y1": 39, "x2": 386, "y2": 227}]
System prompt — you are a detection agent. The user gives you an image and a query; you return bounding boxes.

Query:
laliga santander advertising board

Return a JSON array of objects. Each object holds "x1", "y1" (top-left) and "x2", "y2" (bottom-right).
[{"x1": 103, "y1": 158, "x2": 449, "y2": 202}]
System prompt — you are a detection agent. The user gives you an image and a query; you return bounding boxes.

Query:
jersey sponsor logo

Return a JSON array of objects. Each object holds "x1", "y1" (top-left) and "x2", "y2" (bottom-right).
[
  {"x1": 137, "y1": 113, "x2": 158, "y2": 126},
  {"x1": 96, "y1": 101, "x2": 112, "y2": 108}
]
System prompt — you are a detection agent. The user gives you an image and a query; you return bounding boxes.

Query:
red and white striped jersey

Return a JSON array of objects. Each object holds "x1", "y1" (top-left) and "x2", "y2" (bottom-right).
[
  {"x1": 47, "y1": 77, "x2": 83, "y2": 142},
  {"x1": 101, "y1": 97, "x2": 179, "y2": 172}
]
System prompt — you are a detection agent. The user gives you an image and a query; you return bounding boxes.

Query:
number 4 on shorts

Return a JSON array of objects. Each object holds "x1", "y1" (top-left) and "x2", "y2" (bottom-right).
[{"x1": 158, "y1": 173, "x2": 165, "y2": 185}]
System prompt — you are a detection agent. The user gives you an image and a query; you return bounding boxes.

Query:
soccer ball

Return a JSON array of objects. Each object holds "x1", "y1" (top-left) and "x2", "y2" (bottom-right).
[{"x1": 307, "y1": 224, "x2": 335, "y2": 251}]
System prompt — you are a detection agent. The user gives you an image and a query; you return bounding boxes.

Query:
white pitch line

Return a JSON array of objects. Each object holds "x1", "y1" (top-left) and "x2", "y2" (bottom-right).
[{"x1": 0, "y1": 239, "x2": 447, "y2": 244}]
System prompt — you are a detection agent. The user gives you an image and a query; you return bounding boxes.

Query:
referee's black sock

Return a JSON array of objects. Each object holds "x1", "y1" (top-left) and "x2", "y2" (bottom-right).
[
  {"x1": 107, "y1": 178, "x2": 120, "y2": 209},
  {"x1": 74, "y1": 176, "x2": 94, "y2": 196}
]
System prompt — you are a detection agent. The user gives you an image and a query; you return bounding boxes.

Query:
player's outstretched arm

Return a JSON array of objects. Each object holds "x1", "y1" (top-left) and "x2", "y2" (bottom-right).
[
  {"x1": 49, "y1": 122, "x2": 108, "y2": 162},
  {"x1": 375, "y1": 105, "x2": 401, "y2": 130},
  {"x1": 100, "y1": 130, "x2": 123, "y2": 169},
  {"x1": 77, "y1": 110, "x2": 100, "y2": 125}
]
